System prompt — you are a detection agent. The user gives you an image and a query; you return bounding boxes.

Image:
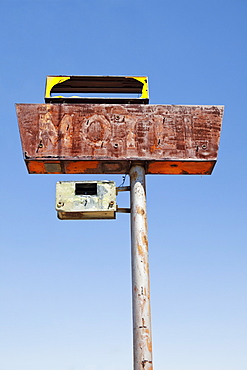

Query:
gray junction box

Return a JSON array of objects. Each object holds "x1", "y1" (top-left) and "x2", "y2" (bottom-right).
[{"x1": 56, "y1": 181, "x2": 117, "y2": 220}]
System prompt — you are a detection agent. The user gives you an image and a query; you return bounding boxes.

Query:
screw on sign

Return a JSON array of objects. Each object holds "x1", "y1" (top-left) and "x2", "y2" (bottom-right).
[{"x1": 16, "y1": 76, "x2": 224, "y2": 370}]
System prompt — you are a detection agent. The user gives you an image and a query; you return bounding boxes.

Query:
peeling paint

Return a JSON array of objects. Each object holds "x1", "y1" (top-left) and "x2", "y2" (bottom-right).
[{"x1": 16, "y1": 104, "x2": 224, "y2": 174}]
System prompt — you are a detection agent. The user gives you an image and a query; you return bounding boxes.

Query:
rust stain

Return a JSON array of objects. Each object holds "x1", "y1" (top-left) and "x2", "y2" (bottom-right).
[
  {"x1": 138, "y1": 244, "x2": 144, "y2": 257},
  {"x1": 142, "y1": 234, "x2": 148, "y2": 248},
  {"x1": 59, "y1": 114, "x2": 73, "y2": 149},
  {"x1": 144, "y1": 261, "x2": 149, "y2": 274},
  {"x1": 149, "y1": 144, "x2": 158, "y2": 154},
  {"x1": 38, "y1": 111, "x2": 58, "y2": 149},
  {"x1": 147, "y1": 337, "x2": 152, "y2": 353},
  {"x1": 16, "y1": 104, "x2": 223, "y2": 175},
  {"x1": 86, "y1": 114, "x2": 110, "y2": 143},
  {"x1": 137, "y1": 241, "x2": 149, "y2": 274},
  {"x1": 137, "y1": 207, "x2": 145, "y2": 216}
]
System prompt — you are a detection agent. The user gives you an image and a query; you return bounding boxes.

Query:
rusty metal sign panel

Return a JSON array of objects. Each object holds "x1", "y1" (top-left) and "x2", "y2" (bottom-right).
[{"x1": 16, "y1": 104, "x2": 224, "y2": 175}]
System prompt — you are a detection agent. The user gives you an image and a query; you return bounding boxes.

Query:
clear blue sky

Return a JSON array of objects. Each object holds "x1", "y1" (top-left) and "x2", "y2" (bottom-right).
[{"x1": 0, "y1": 1, "x2": 246, "y2": 369}]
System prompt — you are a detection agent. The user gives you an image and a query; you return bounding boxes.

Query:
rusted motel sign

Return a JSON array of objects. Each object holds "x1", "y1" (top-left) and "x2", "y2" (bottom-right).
[{"x1": 16, "y1": 75, "x2": 224, "y2": 370}]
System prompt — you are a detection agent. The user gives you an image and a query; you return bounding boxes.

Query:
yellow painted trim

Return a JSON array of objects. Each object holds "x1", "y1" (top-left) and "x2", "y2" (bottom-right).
[
  {"x1": 49, "y1": 95, "x2": 83, "y2": 99},
  {"x1": 45, "y1": 75, "x2": 149, "y2": 100},
  {"x1": 45, "y1": 76, "x2": 71, "y2": 98},
  {"x1": 130, "y1": 76, "x2": 149, "y2": 99}
]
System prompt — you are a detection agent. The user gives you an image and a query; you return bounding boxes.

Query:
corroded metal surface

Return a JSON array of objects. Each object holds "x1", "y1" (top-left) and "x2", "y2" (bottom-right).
[
  {"x1": 130, "y1": 165, "x2": 153, "y2": 370},
  {"x1": 16, "y1": 103, "x2": 224, "y2": 174}
]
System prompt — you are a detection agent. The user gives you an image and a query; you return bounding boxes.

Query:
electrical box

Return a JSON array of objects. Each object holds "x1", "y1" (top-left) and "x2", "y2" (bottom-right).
[{"x1": 56, "y1": 181, "x2": 117, "y2": 220}]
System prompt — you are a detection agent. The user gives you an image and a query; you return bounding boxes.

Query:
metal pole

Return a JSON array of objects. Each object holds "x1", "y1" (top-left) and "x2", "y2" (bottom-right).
[{"x1": 130, "y1": 164, "x2": 153, "y2": 370}]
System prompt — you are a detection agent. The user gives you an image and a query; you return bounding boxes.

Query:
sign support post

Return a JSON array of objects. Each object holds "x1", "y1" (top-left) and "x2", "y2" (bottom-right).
[{"x1": 130, "y1": 164, "x2": 153, "y2": 370}]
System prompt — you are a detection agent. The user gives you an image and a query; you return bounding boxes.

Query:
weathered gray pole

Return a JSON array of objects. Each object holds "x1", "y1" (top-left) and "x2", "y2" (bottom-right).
[{"x1": 130, "y1": 164, "x2": 153, "y2": 370}]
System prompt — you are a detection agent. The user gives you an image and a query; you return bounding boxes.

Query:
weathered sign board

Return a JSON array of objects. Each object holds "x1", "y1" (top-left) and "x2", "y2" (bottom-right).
[{"x1": 16, "y1": 103, "x2": 223, "y2": 175}]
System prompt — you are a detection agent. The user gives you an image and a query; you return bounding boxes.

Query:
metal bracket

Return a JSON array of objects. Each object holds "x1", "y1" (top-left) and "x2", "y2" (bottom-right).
[
  {"x1": 116, "y1": 186, "x2": 130, "y2": 193},
  {"x1": 116, "y1": 185, "x2": 130, "y2": 213},
  {"x1": 117, "y1": 207, "x2": 131, "y2": 213}
]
